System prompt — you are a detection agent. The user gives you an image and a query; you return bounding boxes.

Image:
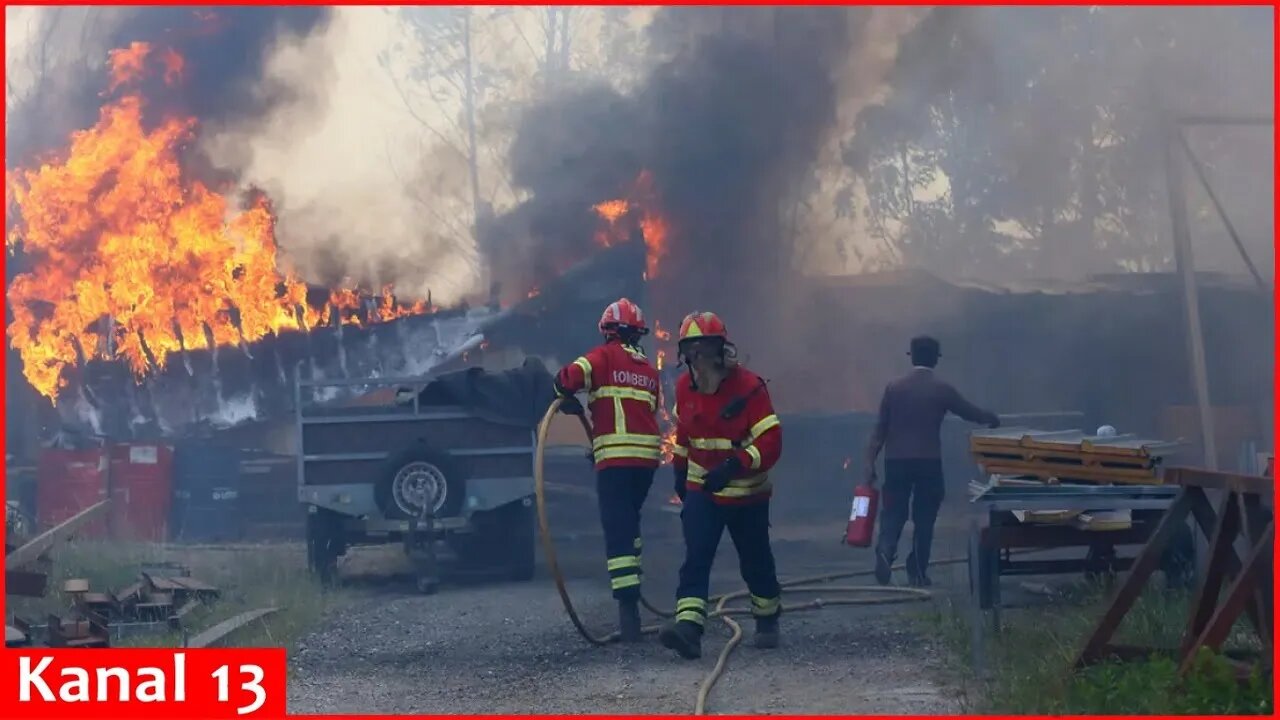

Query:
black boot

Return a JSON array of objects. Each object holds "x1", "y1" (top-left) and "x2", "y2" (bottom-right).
[
  {"x1": 874, "y1": 548, "x2": 894, "y2": 586},
  {"x1": 753, "y1": 614, "x2": 779, "y2": 649},
  {"x1": 658, "y1": 619, "x2": 703, "y2": 659},
  {"x1": 618, "y1": 599, "x2": 642, "y2": 643},
  {"x1": 905, "y1": 553, "x2": 932, "y2": 587}
]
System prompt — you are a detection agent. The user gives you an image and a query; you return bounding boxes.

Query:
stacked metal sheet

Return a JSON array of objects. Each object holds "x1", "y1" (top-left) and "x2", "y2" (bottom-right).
[{"x1": 970, "y1": 428, "x2": 1183, "y2": 486}]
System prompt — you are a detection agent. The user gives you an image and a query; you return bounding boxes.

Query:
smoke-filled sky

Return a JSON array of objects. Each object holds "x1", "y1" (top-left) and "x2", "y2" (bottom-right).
[{"x1": 6, "y1": 5, "x2": 1273, "y2": 311}]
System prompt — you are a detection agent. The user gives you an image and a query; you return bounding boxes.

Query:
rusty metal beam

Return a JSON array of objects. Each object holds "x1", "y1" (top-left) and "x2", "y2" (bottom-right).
[
  {"x1": 1166, "y1": 467, "x2": 1273, "y2": 496},
  {"x1": 5, "y1": 500, "x2": 110, "y2": 570},
  {"x1": 1179, "y1": 521, "x2": 1274, "y2": 675},
  {"x1": 1181, "y1": 491, "x2": 1241, "y2": 656},
  {"x1": 1177, "y1": 115, "x2": 1274, "y2": 127},
  {"x1": 1176, "y1": 128, "x2": 1266, "y2": 289},
  {"x1": 1164, "y1": 119, "x2": 1217, "y2": 469},
  {"x1": 4, "y1": 570, "x2": 48, "y2": 597},
  {"x1": 186, "y1": 607, "x2": 280, "y2": 649}
]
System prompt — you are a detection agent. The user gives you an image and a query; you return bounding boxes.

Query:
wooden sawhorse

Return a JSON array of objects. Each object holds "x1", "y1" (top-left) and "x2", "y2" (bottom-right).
[{"x1": 1076, "y1": 466, "x2": 1273, "y2": 677}]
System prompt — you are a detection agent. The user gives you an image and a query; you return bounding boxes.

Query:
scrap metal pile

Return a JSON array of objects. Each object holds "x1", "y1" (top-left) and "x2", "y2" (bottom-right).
[
  {"x1": 5, "y1": 561, "x2": 222, "y2": 649},
  {"x1": 4, "y1": 503, "x2": 271, "y2": 650}
]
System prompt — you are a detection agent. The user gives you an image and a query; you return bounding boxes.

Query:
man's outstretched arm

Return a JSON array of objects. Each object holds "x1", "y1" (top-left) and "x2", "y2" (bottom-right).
[
  {"x1": 863, "y1": 386, "x2": 890, "y2": 486},
  {"x1": 945, "y1": 384, "x2": 1000, "y2": 428}
]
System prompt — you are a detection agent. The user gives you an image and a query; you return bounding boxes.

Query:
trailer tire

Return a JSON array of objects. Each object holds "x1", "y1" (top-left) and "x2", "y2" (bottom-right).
[
  {"x1": 307, "y1": 507, "x2": 345, "y2": 587},
  {"x1": 503, "y1": 500, "x2": 537, "y2": 582},
  {"x1": 377, "y1": 442, "x2": 465, "y2": 521}
]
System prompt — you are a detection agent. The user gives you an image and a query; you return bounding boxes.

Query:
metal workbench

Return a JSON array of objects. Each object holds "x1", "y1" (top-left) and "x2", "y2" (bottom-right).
[{"x1": 966, "y1": 483, "x2": 1182, "y2": 673}]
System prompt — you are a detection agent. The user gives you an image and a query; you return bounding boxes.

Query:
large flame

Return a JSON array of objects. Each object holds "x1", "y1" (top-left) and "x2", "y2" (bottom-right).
[
  {"x1": 6, "y1": 42, "x2": 426, "y2": 401},
  {"x1": 591, "y1": 170, "x2": 669, "y2": 280}
]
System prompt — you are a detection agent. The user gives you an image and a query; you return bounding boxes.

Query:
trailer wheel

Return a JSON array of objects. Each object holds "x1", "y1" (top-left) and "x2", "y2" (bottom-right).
[
  {"x1": 377, "y1": 442, "x2": 465, "y2": 521},
  {"x1": 502, "y1": 499, "x2": 537, "y2": 582},
  {"x1": 307, "y1": 507, "x2": 345, "y2": 587}
]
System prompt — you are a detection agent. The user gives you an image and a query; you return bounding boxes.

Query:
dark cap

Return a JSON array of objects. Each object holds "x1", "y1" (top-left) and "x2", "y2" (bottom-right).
[{"x1": 909, "y1": 335, "x2": 941, "y2": 360}]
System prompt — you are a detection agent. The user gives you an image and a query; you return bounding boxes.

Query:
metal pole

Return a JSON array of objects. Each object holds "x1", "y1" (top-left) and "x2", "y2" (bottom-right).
[
  {"x1": 1164, "y1": 118, "x2": 1218, "y2": 469},
  {"x1": 1175, "y1": 128, "x2": 1266, "y2": 290}
]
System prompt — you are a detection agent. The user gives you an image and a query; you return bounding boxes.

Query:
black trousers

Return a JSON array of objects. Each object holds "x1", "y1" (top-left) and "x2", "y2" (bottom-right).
[
  {"x1": 597, "y1": 466, "x2": 656, "y2": 601},
  {"x1": 875, "y1": 458, "x2": 945, "y2": 578},
  {"x1": 673, "y1": 490, "x2": 781, "y2": 627}
]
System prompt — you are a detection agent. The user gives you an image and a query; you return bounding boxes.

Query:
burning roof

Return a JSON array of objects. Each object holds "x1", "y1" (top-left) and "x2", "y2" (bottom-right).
[{"x1": 5, "y1": 40, "x2": 430, "y2": 404}]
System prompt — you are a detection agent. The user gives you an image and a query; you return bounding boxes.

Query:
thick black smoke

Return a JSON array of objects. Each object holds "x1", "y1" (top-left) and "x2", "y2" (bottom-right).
[
  {"x1": 488, "y1": 7, "x2": 853, "y2": 340},
  {"x1": 6, "y1": 6, "x2": 333, "y2": 165}
]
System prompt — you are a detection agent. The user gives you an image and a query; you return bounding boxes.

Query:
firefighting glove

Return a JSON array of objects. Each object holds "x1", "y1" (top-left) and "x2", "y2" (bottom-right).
[
  {"x1": 701, "y1": 456, "x2": 743, "y2": 494},
  {"x1": 674, "y1": 466, "x2": 688, "y2": 501},
  {"x1": 554, "y1": 381, "x2": 585, "y2": 416}
]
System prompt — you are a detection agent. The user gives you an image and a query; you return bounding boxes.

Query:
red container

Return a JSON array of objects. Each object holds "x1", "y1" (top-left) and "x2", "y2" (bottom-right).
[
  {"x1": 36, "y1": 448, "x2": 110, "y2": 539},
  {"x1": 108, "y1": 444, "x2": 175, "y2": 542},
  {"x1": 843, "y1": 484, "x2": 879, "y2": 547}
]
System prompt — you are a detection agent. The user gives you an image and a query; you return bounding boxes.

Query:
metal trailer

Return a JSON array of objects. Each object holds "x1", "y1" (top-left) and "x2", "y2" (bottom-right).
[{"x1": 295, "y1": 374, "x2": 538, "y2": 593}]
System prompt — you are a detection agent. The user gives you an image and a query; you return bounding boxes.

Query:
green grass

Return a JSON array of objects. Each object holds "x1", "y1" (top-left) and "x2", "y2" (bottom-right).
[
  {"x1": 921, "y1": 582, "x2": 1272, "y2": 714},
  {"x1": 7, "y1": 541, "x2": 345, "y2": 651}
]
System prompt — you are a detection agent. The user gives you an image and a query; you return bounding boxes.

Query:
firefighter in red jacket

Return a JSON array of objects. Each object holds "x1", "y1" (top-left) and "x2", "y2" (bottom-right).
[
  {"x1": 554, "y1": 298, "x2": 661, "y2": 642},
  {"x1": 659, "y1": 311, "x2": 783, "y2": 659}
]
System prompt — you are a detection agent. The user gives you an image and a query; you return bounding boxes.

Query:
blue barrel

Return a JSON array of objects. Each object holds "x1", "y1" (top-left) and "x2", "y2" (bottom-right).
[{"x1": 171, "y1": 443, "x2": 245, "y2": 543}]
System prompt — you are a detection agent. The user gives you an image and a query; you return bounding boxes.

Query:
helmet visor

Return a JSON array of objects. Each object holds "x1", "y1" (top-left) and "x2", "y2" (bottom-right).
[{"x1": 679, "y1": 337, "x2": 724, "y2": 361}]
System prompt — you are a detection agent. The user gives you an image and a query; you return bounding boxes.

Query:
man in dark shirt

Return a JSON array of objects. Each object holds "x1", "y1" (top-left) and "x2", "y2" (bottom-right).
[{"x1": 863, "y1": 336, "x2": 999, "y2": 587}]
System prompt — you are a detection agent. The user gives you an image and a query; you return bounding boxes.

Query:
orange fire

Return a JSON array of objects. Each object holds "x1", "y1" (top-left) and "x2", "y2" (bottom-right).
[
  {"x1": 6, "y1": 43, "x2": 426, "y2": 401},
  {"x1": 590, "y1": 170, "x2": 670, "y2": 280}
]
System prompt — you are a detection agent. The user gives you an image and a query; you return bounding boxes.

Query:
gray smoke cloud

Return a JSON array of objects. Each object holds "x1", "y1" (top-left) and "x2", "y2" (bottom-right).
[
  {"x1": 486, "y1": 7, "x2": 860, "y2": 347},
  {"x1": 5, "y1": 6, "x2": 333, "y2": 165}
]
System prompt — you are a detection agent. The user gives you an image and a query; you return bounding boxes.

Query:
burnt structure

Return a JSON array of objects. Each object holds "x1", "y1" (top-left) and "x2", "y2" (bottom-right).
[{"x1": 7, "y1": 243, "x2": 646, "y2": 462}]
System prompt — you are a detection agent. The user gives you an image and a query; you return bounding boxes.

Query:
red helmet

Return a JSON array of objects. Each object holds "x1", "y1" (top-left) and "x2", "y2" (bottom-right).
[
  {"x1": 599, "y1": 298, "x2": 648, "y2": 336},
  {"x1": 677, "y1": 311, "x2": 729, "y2": 343}
]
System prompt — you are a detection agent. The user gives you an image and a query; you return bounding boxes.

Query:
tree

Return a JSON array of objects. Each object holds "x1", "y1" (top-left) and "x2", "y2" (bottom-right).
[{"x1": 843, "y1": 6, "x2": 1273, "y2": 280}]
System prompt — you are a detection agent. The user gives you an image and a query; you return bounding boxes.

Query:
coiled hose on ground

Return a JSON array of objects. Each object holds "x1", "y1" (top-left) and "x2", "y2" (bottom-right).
[{"x1": 534, "y1": 397, "x2": 952, "y2": 715}]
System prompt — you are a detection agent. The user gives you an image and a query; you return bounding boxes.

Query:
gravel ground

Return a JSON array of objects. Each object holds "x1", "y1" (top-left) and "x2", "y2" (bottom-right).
[{"x1": 287, "y1": 492, "x2": 966, "y2": 715}]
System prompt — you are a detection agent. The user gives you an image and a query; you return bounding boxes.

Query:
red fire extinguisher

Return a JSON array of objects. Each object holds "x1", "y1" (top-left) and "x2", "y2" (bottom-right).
[{"x1": 844, "y1": 483, "x2": 879, "y2": 547}]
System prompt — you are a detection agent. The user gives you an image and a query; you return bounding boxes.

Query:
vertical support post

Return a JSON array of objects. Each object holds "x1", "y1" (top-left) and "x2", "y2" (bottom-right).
[{"x1": 1164, "y1": 119, "x2": 1217, "y2": 469}]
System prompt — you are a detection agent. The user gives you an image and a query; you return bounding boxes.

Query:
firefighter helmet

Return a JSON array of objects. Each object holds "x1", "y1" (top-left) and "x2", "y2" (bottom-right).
[
  {"x1": 677, "y1": 311, "x2": 729, "y2": 343},
  {"x1": 599, "y1": 298, "x2": 648, "y2": 336}
]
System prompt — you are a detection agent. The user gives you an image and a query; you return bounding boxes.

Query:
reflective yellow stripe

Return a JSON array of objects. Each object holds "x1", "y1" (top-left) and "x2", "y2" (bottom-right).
[
  {"x1": 588, "y1": 386, "x2": 657, "y2": 408},
  {"x1": 745, "y1": 445, "x2": 762, "y2": 470},
  {"x1": 689, "y1": 437, "x2": 735, "y2": 450},
  {"x1": 747, "y1": 414, "x2": 780, "y2": 443},
  {"x1": 573, "y1": 357, "x2": 593, "y2": 391},
  {"x1": 675, "y1": 610, "x2": 706, "y2": 625},
  {"x1": 593, "y1": 433, "x2": 662, "y2": 449},
  {"x1": 751, "y1": 595, "x2": 781, "y2": 616},
  {"x1": 607, "y1": 556, "x2": 640, "y2": 571},
  {"x1": 686, "y1": 474, "x2": 772, "y2": 497},
  {"x1": 687, "y1": 460, "x2": 709, "y2": 478},
  {"x1": 670, "y1": 444, "x2": 688, "y2": 458},
  {"x1": 594, "y1": 446, "x2": 662, "y2": 462},
  {"x1": 614, "y1": 398, "x2": 626, "y2": 434},
  {"x1": 611, "y1": 575, "x2": 641, "y2": 590},
  {"x1": 676, "y1": 597, "x2": 707, "y2": 613}
]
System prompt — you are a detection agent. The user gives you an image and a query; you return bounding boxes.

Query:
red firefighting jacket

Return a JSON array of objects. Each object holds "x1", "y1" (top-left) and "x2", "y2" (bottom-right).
[
  {"x1": 671, "y1": 366, "x2": 782, "y2": 505},
  {"x1": 555, "y1": 340, "x2": 662, "y2": 471}
]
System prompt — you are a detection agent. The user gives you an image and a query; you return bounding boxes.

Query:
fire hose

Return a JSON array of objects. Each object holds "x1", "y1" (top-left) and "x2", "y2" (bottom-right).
[{"x1": 534, "y1": 397, "x2": 954, "y2": 715}]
